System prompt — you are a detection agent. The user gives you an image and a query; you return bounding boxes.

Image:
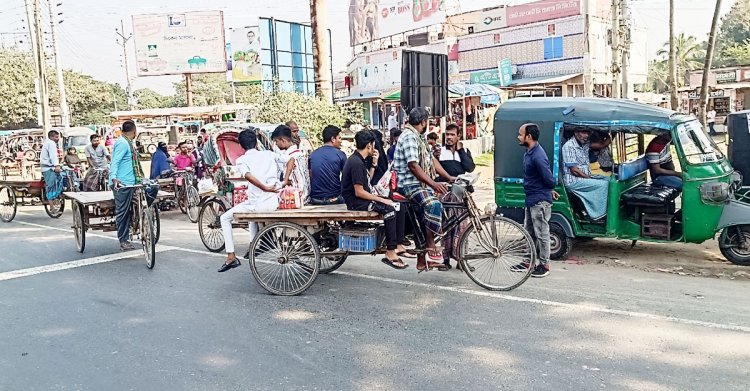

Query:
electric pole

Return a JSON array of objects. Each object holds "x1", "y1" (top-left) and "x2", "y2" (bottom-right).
[
  {"x1": 116, "y1": 19, "x2": 134, "y2": 110},
  {"x1": 582, "y1": 0, "x2": 594, "y2": 97},
  {"x1": 668, "y1": 0, "x2": 678, "y2": 110},
  {"x1": 48, "y1": 0, "x2": 70, "y2": 128},
  {"x1": 310, "y1": 0, "x2": 333, "y2": 103},
  {"x1": 610, "y1": 0, "x2": 621, "y2": 99},
  {"x1": 25, "y1": 0, "x2": 42, "y2": 128},
  {"x1": 32, "y1": 0, "x2": 51, "y2": 131},
  {"x1": 621, "y1": 0, "x2": 631, "y2": 99}
]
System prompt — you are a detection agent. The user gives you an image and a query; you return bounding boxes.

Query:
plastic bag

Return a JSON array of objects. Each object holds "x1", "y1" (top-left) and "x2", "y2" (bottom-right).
[
  {"x1": 197, "y1": 178, "x2": 214, "y2": 194},
  {"x1": 278, "y1": 186, "x2": 303, "y2": 209}
]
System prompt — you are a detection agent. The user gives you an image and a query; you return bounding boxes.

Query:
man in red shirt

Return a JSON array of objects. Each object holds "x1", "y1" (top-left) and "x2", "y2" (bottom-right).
[{"x1": 645, "y1": 134, "x2": 682, "y2": 190}]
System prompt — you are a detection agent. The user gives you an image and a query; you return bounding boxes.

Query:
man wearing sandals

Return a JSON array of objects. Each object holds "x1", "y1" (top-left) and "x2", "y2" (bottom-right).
[
  {"x1": 342, "y1": 130, "x2": 410, "y2": 269},
  {"x1": 393, "y1": 107, "x2": 456, "y2": 272}
]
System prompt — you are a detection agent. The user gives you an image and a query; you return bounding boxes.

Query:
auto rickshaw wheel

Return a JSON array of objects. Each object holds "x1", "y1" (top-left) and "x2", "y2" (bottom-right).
[
  {"x1": 719, "y1": 225, "x2": 750, "y2": 266},
  {"x1": 549, "y1": 223, "x2": 573, "y2": 261}
]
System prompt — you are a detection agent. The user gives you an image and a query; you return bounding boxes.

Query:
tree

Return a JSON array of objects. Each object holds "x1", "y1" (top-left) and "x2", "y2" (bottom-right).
[
  {"x1": 657, "y1": 33, "x2": 704, "y2": 81},
  {"x1": 699, "y1": 0, "x2": 724, "y2": 127},
  {"x1": 171, "y1": 74, "x2": 231, "y2": 106},
  {"x1": 0, "y1": 50, "x2": 39, "y2": 129},
  {"x1": 134, "y1": 88, "x2": 170, "y2": 109},
  {"x1": 669, "y1": 0, "x2": 678, "y2": 109},
  {"x1": 647, "y1": 60, "x2": 669, "y2": 93},
  {"x1": 714, "y1": 0, "x2": 750, "y2": 66}
]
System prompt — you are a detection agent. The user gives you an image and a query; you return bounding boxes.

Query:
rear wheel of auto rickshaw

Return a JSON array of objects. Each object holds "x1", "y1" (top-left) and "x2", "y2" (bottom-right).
[
  {"x1": 549, "y1": 223, "x2": 573, "y2": 261},
  {"x1": 45, "y1": 196, "x2": 65, "y2": 218},
  {"x1": 249, "y1": 222, "x2": 320, "y2": 296},
  {"x1": 186, "y1": 185, "x2": 200, "y2": 223},
  {"x1": 147, "y1": 144, "x2": 158, "y2": 155},
  {"x1": 72, "y1": 202, "x2": 86, "y2": 253},
  {"x1": 198, "y1": 198, "x2": 226, "y2": 252},
  {"x1": 719, "y1": 225, "x2": 750, "y2": 266},
  {"x1": 0, "y1": 186, "x2": 17, "y2": 222},
  {"x1": 23, "y1": 149, "x2": 36, "y2": 161},
  {"x1": 459, "y1": 216, "x2": 536, "y2": 291}
]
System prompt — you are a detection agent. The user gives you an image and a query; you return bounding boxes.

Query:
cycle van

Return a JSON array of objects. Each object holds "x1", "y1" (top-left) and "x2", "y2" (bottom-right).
[{"x1": 492, "y1": 97, "x2": 750, "y2": 266}]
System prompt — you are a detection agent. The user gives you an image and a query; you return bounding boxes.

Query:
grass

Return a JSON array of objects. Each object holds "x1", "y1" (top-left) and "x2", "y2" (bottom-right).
[{"x1": 475, "y1": 152, "x2": 494, "y2": 167}]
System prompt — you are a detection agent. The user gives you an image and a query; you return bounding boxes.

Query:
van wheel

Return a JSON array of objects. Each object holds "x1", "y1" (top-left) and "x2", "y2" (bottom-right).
[
  {"x1": 549, "y1": 223, "x2": 573, "y2": 260},
  {"x1": 719, "y1": 225, "x2": 750, "y2": 266}
]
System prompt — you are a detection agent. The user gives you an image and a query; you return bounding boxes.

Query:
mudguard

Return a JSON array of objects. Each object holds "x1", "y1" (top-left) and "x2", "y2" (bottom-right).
[{"x1": 717, "y1": 200, "x2": 750, "y2": 230}]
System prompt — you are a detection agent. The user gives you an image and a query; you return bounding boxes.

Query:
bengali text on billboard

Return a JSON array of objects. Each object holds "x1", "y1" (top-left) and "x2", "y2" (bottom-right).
[
  {"x1": 229, "y1": 26, "x2": 261, "y2": 83},
  {"x1": 132, "y1": 11, "x2": 227, "y2": 76},
  {"x1": 506, "y1": 0, "x2": 580, "y2": 27},
  {"x1": 349, "y1": 0, "x2": 446, "y2": 46}
]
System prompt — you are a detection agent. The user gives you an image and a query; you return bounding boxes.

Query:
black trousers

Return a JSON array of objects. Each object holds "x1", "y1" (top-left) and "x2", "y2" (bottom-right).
[
  {"x1": 350, "y1": 202, "x2": 406, "y2": 250},
  {"x1": 114, "y1": 187, "x2": 134, "y2": 243}
]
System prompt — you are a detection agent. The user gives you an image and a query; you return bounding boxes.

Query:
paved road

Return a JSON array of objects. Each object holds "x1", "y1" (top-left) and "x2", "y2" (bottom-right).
[{"x1": 1, "y1": 206, "x2": 749, "y2": 391}]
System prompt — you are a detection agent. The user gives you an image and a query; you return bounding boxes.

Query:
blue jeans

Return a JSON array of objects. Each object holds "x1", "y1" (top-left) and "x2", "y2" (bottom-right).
[{"x1": 653, "y1": 175, "x2": 683, "y2": 190}]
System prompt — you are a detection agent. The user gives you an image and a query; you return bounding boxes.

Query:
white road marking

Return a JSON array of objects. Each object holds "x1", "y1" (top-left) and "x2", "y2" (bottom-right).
[
  {"x1": 5, "y1": 221, "x2": 750, "y2": 334},
  {"x1": 0, "y1": 245, "x2": 177, "y2": 281},
  {"x1": 12, "y1": 220, "x2": 118, "y2": 241}
]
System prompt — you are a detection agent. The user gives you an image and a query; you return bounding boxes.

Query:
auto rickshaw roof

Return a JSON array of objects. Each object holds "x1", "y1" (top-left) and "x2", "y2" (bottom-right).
[{"x1": 496, "y1": 97, "x2": 692, "y2": 134}]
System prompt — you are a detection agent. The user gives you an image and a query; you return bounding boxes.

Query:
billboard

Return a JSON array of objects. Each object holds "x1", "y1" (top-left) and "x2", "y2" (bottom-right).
[
  {"x1": 229, "y1": 26, "x2": 261, "y2": 83},
  {"x1": 349, "y1": 0, "x2": 446, "y2": 46},
  {"x1": 506, "y1": 0, "x2": 580, "y2": 27},
  {"x1": 133, "y1": 11, "x2": 227, "y2": 76},
  {"x1": 358, "y1": 60, "x2": 401, "y2": 93}
]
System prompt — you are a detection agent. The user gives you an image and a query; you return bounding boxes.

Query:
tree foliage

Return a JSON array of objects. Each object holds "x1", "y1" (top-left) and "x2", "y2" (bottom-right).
[
  {"x1": 647, "y1": 34, "x2": 703, "y2": 93},
  {"x1": 714, "y1": 0, "x2": 750, "y2": 67},
  {"x1": 0, "y1": 50, "x2": 40, "y2": 129},
  {"x1": 134, "y1": 88, "x2": 170, "y2": 109}
]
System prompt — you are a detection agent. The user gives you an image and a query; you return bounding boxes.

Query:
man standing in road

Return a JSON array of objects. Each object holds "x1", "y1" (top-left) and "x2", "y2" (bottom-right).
[
  {"x1": 110, "y1": 120, "x2": 145, "y2": 251},
  {"x1": 387, "y1": 109, "x2": 399, "y2": 130},
  {"x1": 40, "y1": 130, "x2": 64, "y2": 200},
  {"x1": 707, "y1": 107, "x2": 717, "y2": 136},
  {"x1": 309, "y1": 125, "x2": 346, "y2": 205},
  {"x1": 393, "y1": 107, "x2": 456, "y2": 271},
  {"x1": 515, "y1": 123, "x2": 558, "y2": 277},
  {"x1": 83, "y1": 134, "x2": 110, "y2": 191}
]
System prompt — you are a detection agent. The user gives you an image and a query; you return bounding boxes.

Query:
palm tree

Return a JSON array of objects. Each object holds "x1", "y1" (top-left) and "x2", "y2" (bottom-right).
[
  {"x1": 657, "y1": 33, "x2": 705, "y2": 87},
  {"x1": 699, "y1": 0, "x2": 723, "y2": 126}
]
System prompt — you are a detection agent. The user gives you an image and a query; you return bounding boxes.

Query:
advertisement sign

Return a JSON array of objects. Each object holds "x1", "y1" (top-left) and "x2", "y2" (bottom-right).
[
  {"x1": 349, "y1": 0, "x2": 446, "y2": 46},
  {"x1": 715, "y1": 70, "x2": 737, "y2": 84},
  {"x1": 498, "y1": 58, "x2": 513, "y2": 87},
  {"x1": 470, "y1": 69, "x2": 500, "y2": 85},
  {"x1": 358, "y1": 60, "x2": 401, "y2": 92},
  {"x1": 230, "y1": 26, "x2": 262, "y2": 83},
  {"x1": 506, "y1": 0, "x2": 580, "y2": 27},
  {"x1": 133, "y1": 11, "x2": 227, "y2": 76},
  {"x1": 474, "y1": 7, "x2": 508, "y2": 33}
]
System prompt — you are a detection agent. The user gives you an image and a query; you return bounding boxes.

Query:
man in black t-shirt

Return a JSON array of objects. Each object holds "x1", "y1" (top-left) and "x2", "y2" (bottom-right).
[{"x1": 342, "y1": 130, "x2": 409, "y2": 269}]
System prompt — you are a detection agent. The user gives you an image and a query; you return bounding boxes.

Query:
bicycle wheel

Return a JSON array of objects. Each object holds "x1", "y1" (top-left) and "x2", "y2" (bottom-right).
[
  {"x1": 249, "y1": 222, "x2": 320, "y2": 296},
  {"x1": 141, "y1": 207, "x2": 156, "y2": 269},
  {"x1": 177, "y1": 185, "x2": 187, "y2": 214},
  {"x1": 72, "y1": 202, "x2": 86, "y2": 253},
  {"x1": 459, "y1": 216, "x2": 536, "y2": 291},
  {"x1": 186, "y1": 185, "x2": 200, "y2": 223},
  {"x1": 198, "y1": 198, "x2": 226, "y2": 252},
  {"x1": 44, "y1": 197, "x2": 65, "y2": 218},
  {"x1": 152, "y1": 206, "x2": 161, "y2": 244},
  {"x1": 0, "y1": 186, "x2": 17, "y2": 223}
]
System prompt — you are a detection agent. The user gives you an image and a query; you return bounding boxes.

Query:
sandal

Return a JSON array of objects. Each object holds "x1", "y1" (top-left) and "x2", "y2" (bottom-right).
[
  {"x1": 417, "y1": 261, "x2": 450, "y2": 273},
  {"x1": 397, "y1": 251, "x2": 417, "y2": 259},
  {"x1": 381, "y1": 257, "x2": 408, "y2": 270}
]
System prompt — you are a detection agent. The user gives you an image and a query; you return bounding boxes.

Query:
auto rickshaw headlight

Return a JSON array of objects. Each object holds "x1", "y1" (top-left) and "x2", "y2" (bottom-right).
[
  {"x1": 700, "y1": 181, "x2": 731, "y2": 204},
  {"x1": 484, "y1": 203, "x2": 498, "y2": 215}
]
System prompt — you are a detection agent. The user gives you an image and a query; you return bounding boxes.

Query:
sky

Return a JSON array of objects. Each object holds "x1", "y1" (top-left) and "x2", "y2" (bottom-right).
[{"x1": 0, "y1": 0, "x2": 736, "y2": 95}]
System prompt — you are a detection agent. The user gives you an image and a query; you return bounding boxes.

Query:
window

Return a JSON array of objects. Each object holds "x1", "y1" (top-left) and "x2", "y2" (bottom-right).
[
  {"x1": 676, "y1": 120, "x2": 722, "y2": 164},
  {"x1": 543, "y1": 37, "x2": 564, "y2": 60},
  {"x1": 275, "y1": 22, "x2": 291, "y2": 52}
]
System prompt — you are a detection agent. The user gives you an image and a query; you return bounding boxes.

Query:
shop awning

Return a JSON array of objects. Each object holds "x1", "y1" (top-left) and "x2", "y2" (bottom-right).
[
  {"x1": 382, "y1": 89, "x2": 462, "y2": 102},
  {"x1": 448, "y1": 83, "x2": 502, "y2": 104},
  {"x1": 336, "y1": 91, "x2": 382, "y2": 102},
  {"x1": 509, "y1": 73, "x2": 582, "y2": 87}
]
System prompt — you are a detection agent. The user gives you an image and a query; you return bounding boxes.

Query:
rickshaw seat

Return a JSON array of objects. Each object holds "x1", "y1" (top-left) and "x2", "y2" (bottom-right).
[
  {"x1": 617, "y1": 155, "x2": 648, "y2": 181},
  {"x1": 621, "y1": 184, "x2": 680, "y2": 206}
]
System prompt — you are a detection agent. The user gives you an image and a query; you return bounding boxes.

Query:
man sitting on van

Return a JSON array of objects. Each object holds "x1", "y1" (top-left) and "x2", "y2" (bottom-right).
[
  {"x1": 646, "y1": 133, "x2": 682, "y2": 190},
  {"x1": 562, "y1": 128, "x2": 609, "y2": 221}
]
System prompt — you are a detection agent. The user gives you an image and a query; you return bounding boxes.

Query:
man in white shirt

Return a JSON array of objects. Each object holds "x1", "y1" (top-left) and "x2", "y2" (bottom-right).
[
  {"x1": 387, "y1": 109, "x2": 399, "y2": 130},
  {"x1": 40, "y1": 130, "x2": 64, "y2": 200},
  {"x1": 707, "y1": 108, "x2": 717, "y2": 136},
  {"x1": 218, "y1": 128, "x2": 281, "y2": 273}
]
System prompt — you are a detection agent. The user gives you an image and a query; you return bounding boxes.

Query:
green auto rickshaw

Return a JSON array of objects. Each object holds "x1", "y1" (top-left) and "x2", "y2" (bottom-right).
[{"x1": 494, "y1": 97, "x2": 750, "y2": 266}]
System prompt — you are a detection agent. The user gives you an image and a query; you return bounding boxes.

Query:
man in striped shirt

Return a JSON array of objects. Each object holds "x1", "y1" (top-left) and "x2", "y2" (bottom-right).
[{"x1": 646, "y1": 133, "x2": 682, "y2": 190}]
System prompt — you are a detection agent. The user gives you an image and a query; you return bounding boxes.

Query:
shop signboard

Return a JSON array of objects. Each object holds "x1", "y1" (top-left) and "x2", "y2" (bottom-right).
[
  {"x1": 229, "y1": 26, "x2": 262, "y2": 83},
  {"x1": 715, "y1": 70, "x2": 737, "y2": 84},
  {"x1": 741, "y1": 69, "x2": 750, "y2": 82},
  {"x1": 506, "y1": 0, "x2": 580, "y2": 27},
  {"x1": 498, "y1": 58, "x2": 513, "y2": 87},
  {"x1": 470, "y1": 69, "x2": 500, "y2": 85},
  {"x1": 132, "y1": 11, "x2": 227, "y2": 76},
  {"x1": 349, "y1": 0, "x2": 446, "y2": 46},
  {"x1": 688, "y1": 89, "x2": 726, "y2": 100}
]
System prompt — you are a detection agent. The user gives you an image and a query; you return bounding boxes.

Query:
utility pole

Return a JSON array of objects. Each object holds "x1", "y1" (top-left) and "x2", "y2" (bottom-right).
[
  {"x1": 48, "y1": 1, "x2": 70, "y2": 128},
  {"x1": 668, "y1": 0, "x2": 678, "y2": 110},
  {"x1": 116, "y1": 20, "x2": 134, "y2": 110},
  {"x1": 610, "y1": 0, "x2": 621, "y2": 99},
  {"x1": 310, "y1": 0, "x2": 333, "y2": 103},
  {"x1": 582, "y1": 0, "x2": 594, "y2": 97},
  {"x1": 185, "y1": 74, "x2": 193, "y2": 107},
  {"x1": 620, "y1": 0, "x2": 631, "y2": 99},
  {"x1": 25, "y1": 0, "x2": 42, "y2": 128},
  {"x1": 32, "y1": 0, "x2": 51, "y2": 131}
]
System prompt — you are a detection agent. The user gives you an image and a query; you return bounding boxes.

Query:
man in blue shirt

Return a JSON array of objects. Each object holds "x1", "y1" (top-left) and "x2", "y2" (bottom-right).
[
  {"x1": 309, "y1": 125, "x2": 346, "y2": 205},
  {"x1": 109, "y1": 120, "x2": 144, "y2": 251},
  {"x1": 515, "y1": 123, "x2": 558, "y2": 277}
]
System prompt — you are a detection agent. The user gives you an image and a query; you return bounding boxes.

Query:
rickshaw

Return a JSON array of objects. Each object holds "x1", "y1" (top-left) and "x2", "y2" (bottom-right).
[{"x1": 494, "y1": 98, "x2": 750, "y2": 266}]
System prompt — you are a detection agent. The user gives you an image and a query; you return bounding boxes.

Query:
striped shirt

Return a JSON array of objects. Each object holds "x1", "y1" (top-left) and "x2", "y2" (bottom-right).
[{"x1": 562, "y1": 138, "x2": 591, "y2": 185}]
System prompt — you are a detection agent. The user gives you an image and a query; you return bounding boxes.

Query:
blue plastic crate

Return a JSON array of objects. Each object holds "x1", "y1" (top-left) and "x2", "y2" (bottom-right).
[{"x1": 338, "y1": 227, "x2": 378, "y2": 253}]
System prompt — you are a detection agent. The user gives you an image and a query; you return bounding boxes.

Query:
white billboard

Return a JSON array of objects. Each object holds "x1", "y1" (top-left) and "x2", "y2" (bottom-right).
[
  {"x1": 349, "y1": 0, "x2": 446, "y2": 46},
  {"x1": 133, "y1": 11, "x2": 227, "y2": 76},
  {"x1": 229, "y1": 26, "x2": 261, "y2": 83},
  {"x1": 357, "y1": 60, "x2": 401, "y2": 93},
  {"x1": 445, "y1": 6, "x2": 507, "y2": 35}
]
